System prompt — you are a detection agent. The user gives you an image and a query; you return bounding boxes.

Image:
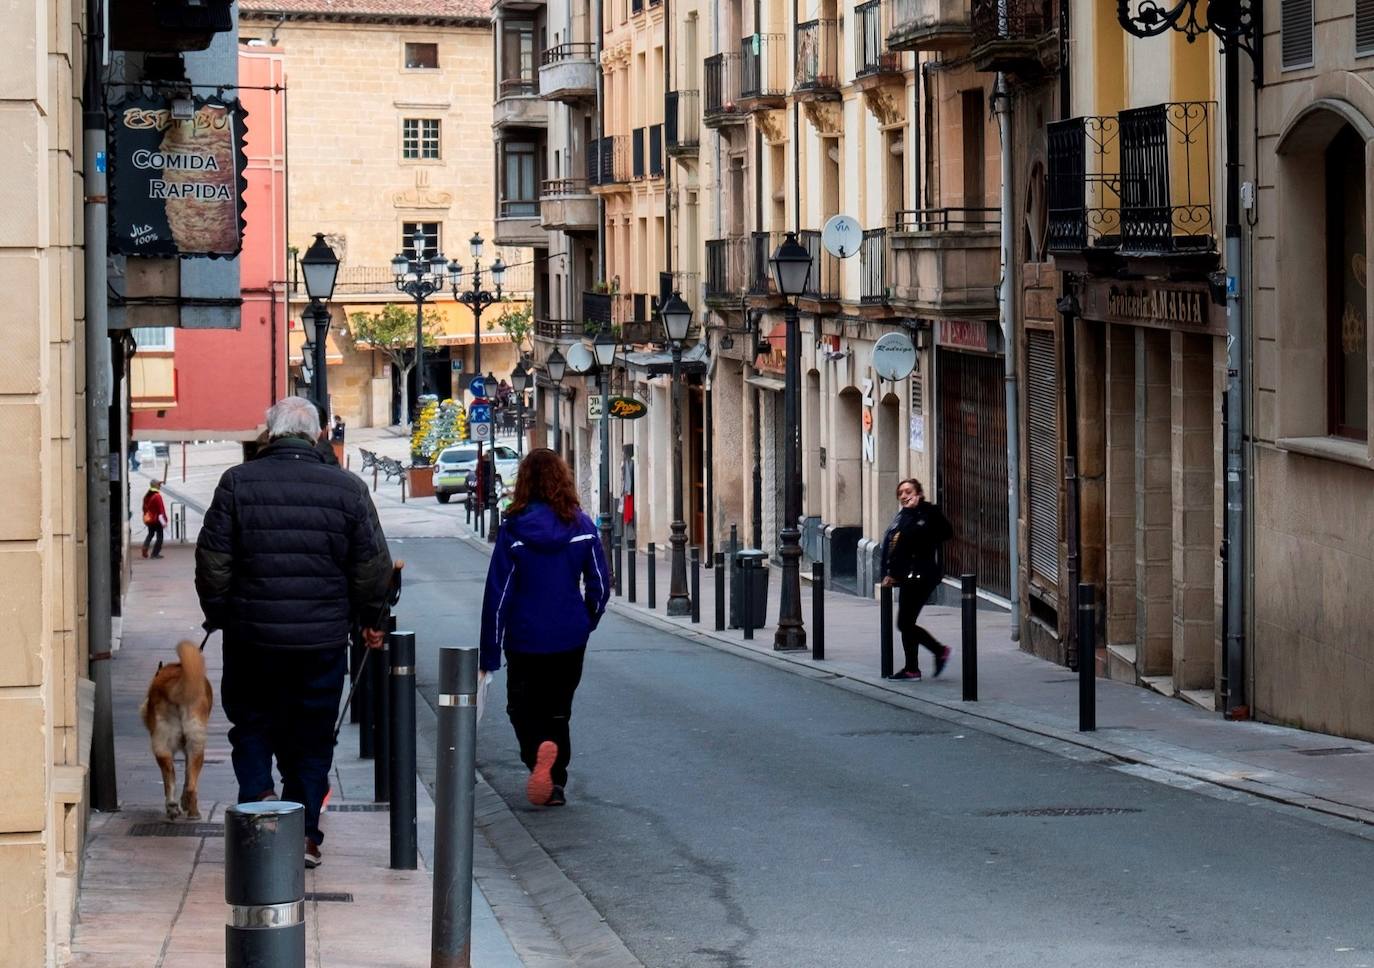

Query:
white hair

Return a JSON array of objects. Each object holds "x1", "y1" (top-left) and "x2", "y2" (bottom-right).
[{"x1": 266, "y1": 396, "x2": 322, "y2": 440}]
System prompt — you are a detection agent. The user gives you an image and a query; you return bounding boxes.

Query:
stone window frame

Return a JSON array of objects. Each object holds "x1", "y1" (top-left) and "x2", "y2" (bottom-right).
[
  {"x1": 401, "y1": 117, "x2": 442, "y2": 162},
  {"x1": 402, "y1": 41, "x2": 440, "y2": 71},
  {"x1": 1274, "y1": 91, "x2": 1374, "y2": 470}
]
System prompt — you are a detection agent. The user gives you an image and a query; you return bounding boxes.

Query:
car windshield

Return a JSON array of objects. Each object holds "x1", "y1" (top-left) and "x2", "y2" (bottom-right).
[{"x1": 440, "y1": 449, "x2": 478, "y2": 465}]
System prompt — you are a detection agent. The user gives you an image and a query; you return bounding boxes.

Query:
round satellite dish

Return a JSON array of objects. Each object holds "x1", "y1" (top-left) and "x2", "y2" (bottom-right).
[
  {"x1": 872, "y1": 331, "x2": 917, "y2": 382},
  {"x1": 822, "y1": 214, "x2": 863, "y2": 260},
  {"x1": 564, "y1": 342, "x2": 596, "y2": 374}
]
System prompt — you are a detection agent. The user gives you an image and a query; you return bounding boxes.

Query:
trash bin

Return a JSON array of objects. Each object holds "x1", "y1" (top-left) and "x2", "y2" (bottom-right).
[{"x1": 730, "y1": 549, "x2": 769, "y2": 629}]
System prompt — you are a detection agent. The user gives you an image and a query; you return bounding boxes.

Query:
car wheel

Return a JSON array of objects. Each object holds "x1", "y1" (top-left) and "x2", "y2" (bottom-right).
[{"x1": 436, "y1": 493, "x2": 451, "y2": 504}]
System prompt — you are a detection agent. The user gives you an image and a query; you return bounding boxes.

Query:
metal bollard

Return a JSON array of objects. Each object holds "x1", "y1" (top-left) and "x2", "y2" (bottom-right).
[
  {"x1": 464, "y1": 497, "x2": 471, "y2": 525},
  {"x1": 714, "y1": 552, "x2": 726, "y2": 631},
  {"x1": 690, "y1": 548, "x2": 700, "y2": 623},
  {"x1": 431, "y1": 646, "x2": 479, "y2": 968},
  {"x1": 961, "y1": 575, "x2": 978, "y2": 702},
  {"x1": 627, "y1": 538, "x2": 637, "y2": 603},
  {"x1": 1078, "y1": 583, "x2": 1096, "y2": 732},
  {"x1": 812, "y1": 562, "x2": 825, "y2": 661},
  {"x1": 647, "y1": 543, "x2": 656, "y2": 610},
  {"x1": 879, "y1": 583, "x2": 894, "y2": 679},
  {"x1": 741, "y1": 557, "x2": 755, "y2": 641},
  {"x1": 373, "y1": 465, "x2": 379, "y2": 492},
  {"x1": 225, "y1": 801, "x2": 305, "y2": 968},
  {"x1": 401, "y1": 475, "x2": 407, "y2": 504},
  {"x1": 613, "y1": 535, "x2": 623, "y2": 596},
  {"x1": 389, "y1": 631, "x2": 418, "y2": 870},
  {"x1": 371, "y1": 640, "x2": 391, "y2": 803}
]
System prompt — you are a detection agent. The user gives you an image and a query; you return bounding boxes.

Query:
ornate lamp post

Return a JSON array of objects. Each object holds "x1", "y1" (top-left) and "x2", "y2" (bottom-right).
[
  {"x1": 391, "y1": 228, "x2": 450, "y2": 408},
  {"x1": 446, "y1": 232, "x2": 506, "y2": 540},
  {"x1": 769, "y1": 232, "x2": 812, "y2": 651},
  {"x1": 1115, "y1": 0, "x2": 1258, "y2": 715},
  {"x1": 545, "y1": 347, "x2": 567, "y2": 457},
  {"x1": 511, "y1": 358, "x2": 532, "y2": 457},
  {"x1": 659, "y1": 291, "x2": 694, "y2": 617},
  {"x1": 299, "y1": 233, "x2": 340, "y2": 412},
  {"x1": 592, "y1": 326, "x2": 618, "y2": 575}
]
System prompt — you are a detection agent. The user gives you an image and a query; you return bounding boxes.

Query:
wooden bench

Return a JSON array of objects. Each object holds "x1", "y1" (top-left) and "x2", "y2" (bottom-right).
[
  {"x1": 358, "y1": 448, "x2": 378, "y2": 472},
  {"x1": 379, "y1": 457, "x2": 405, "y2": 482}
]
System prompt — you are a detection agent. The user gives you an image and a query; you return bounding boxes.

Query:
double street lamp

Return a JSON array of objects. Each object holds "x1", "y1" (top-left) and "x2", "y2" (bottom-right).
[
  {"x1": 390, "y1": 229, "x2": 450, "y2": 405},
  {"x1": 299, "y1": 233, "x2": 340, "y2": 411},
  {"x1": 592, "y1": 327, "x2": 618, "y2": 576},
  {"x1": 545, "y1": 347, "x2": 567, "y2": 458},
  {"x1": 659, "y1": 291, "x2": 694, "y2": 617},
  {"x1": 769, "y1": 231, "x2": 813, "y2": 652}
]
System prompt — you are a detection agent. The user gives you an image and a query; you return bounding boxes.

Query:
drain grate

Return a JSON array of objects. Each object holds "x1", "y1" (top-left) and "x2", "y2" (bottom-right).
[
  {"x1": 982, "y1": 807, "x2": 1142, "y2": 818},
  {"x1": 1295, "y1": 746, "x2": 1366, "y2": 757},
  {"x1": 304, "y1": 892, "x2": 354, "y2": 903},
  {"x1": 129, "y1": 822, "x2": 223, "y2": 837},
  {"x1": 326, "y1": 803, "x2": 390, "y2": 812}
]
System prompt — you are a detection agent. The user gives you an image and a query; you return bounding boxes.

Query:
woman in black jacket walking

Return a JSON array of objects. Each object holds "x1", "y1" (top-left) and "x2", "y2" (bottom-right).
[{"x1": 880, "y1": 478, "x2": 954, "y2": 681}]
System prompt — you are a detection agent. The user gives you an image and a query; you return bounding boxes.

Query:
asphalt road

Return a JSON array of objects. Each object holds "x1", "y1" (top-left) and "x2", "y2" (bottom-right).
[{"x1": 394, "y1": 535, "x2": 1374, "y2": 968}]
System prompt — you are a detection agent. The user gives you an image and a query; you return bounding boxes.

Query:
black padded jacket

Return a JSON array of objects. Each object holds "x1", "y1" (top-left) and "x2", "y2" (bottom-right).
[
  {"x1": 195, "y1": 437, "x2": 393, "y2": 649},
  {"x1": 879, "y1": 500, "x2": 953, "y2": 584}
]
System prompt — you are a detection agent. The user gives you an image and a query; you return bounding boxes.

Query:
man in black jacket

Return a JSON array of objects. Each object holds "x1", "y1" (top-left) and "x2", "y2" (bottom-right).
[
  {"x1": 879, "y1": 477, "x2": 954, "y2": 681},
  {"x1": 196, "y1": 396, "x2": 392, "y2": 868}
]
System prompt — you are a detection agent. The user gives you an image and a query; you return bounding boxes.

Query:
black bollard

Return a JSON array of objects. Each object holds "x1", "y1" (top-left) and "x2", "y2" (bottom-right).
[
  {"x1": 360, "y1": 617, "x2": 394, "y2": 760},
  {"x1": 432, "y1": 646, "x2": 479, "y2": 968},
  {"x1": 879, "y1": 583, "x2": 894, "y2": 679},
  {"x1": 742, "y1": 557, "x2": 755, "y2": 641},
  {"x1": 647, "y1": 543, "x2": 656, "y2": 610},
  {"x1": 812, "y1": 562, "x2": 825, "y2": 661},
  {"x1": 961, "y1": 574, "x2": 978, "y2": 701},
  {"x1": 389, "y1": 631, "x2": 418, "y2": 870},
  {"x1": 1078, "y1": 582, "x2": 1096, "y2": 732},
  {"x1": 714, "y1": 552, "x2": 726, "y2": 631},
  {"x1": 225, "y1": 801, "x2": 305, "y2": 968},
  {"x1": 627, "y1": 537, "x2": 637, "y2": 603},
  {"x1": 690, "y1": 548, "x2": 700, "y2": 623},
  {"x1": 372, "y1": 639, "x2": 391, "y2": 803},
  {"x1": 613, "y1": 534, "x2": 623, "y2": 597}
]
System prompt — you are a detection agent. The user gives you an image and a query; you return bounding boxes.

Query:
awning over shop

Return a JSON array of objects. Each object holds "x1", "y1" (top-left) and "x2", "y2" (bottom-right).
[
  {"x1": 286, "y1": 327, "x2": 344, "y2": 365},
  {"x1": 744, "y1": 374, "x2": 786, "y2": 392},
  {"x1": 621, "y1": 342, "x2": 710, "y2": 377}
]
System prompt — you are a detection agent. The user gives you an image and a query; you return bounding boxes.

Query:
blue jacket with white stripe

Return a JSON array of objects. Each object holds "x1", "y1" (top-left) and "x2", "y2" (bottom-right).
[{"x1": 479, "y1": 501, "x2": 610, "y2": 671}]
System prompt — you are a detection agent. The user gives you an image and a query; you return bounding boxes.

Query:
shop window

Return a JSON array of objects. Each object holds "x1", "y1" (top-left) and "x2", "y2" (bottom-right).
[{"x1": 1326, "y1": 125, "x2": 1368, "y2": 441}]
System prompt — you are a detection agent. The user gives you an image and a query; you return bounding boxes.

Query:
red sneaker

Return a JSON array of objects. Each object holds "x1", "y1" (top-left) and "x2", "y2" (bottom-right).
[
  {"x1": 526, "y1": 741, "x2": 558, "y2": 806},
  {"x1": 933, "y1": 646, "x2": 952, "y2": 678}
]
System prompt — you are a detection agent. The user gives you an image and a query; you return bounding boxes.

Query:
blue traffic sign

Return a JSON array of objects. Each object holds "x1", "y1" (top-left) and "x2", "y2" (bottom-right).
[
  {"x1": 468, "y1": 376, "x2": 487, "y2": 400},
  {"x1": 469, "y1": 403, "x2": 492, "y2": 424}
]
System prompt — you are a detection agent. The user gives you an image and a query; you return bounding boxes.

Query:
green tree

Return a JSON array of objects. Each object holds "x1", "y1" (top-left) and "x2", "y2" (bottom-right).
[
  {"x1": 489, "y1": 300, "x2": 534, "y2": 357},
  {"x1": 349, "y1": 303, "x2": 437, "y2": 427}
]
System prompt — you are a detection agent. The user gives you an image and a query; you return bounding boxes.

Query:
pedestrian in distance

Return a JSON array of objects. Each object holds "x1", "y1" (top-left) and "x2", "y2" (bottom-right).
[
  {"x1": 480, "y1": 447, "x2": 610, "y2": 808},
  {"x1": 880, "y1": 478, "x2": 954, "y2": 681},
  {"x1": 330, "y1": 414, "x2": 346, "y2": 443},
  {"x1": 195, "y1": 396, "x2": 394, "y2": 869},
  {"x1": 141, "y1": 480, "x2": 167, "y2": 559}
]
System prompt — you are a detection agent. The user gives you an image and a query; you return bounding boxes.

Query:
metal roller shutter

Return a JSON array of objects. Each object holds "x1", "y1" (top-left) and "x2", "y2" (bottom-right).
[
  {"x1": 1281, "y1": 0, "x2": 1314, "y2": 70},
  {"x1": 1025, "y1": 329, "x2": 1060, "y2": 585}
]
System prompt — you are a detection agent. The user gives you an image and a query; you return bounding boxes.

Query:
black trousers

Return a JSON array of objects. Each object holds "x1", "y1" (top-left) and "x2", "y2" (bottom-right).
[
  {"x1": 221, "y1": 644, "x2": 348, "y2": 846},
  {"x1": 142, "y1": 523, "x2": 164, "y2": 556},
  {"x1": 897, "y1": 577, "x2": 944, "y2": 670},
  {"x1": 505, "y1": 647, "x2": 586, "y2": 788}
]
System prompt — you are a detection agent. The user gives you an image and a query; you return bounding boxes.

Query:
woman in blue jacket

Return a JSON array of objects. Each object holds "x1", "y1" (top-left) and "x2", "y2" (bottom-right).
[{"x1": 480, "y1": 448, "x2": 610, "y2": 807}]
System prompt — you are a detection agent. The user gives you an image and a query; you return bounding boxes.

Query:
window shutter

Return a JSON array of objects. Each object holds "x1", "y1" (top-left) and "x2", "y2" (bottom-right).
[
  {"x1": 1281, "y1": 0, "x2": 1314, "y2": 69},
  {"x1": 1025, "y1": 329, "x2": 1060, "y2": 585},
  {"x1": 1358, "y1": 0, "x2": 1374, "y2": 56}
]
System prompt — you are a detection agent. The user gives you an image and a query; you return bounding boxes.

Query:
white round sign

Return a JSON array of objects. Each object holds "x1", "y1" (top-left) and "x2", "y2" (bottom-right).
[
  {"x1": 822, "y1": 214, "x2": 863, "y2": 260},
  {"x1": 872, "y1": 332, "x2": 917, "y2": 382},
  {"x1": 564, "y1": 342, "x2": 595, "y2": 374}
]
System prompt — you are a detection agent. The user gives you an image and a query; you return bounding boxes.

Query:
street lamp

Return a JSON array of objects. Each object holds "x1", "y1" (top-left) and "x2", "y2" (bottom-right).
[
  {"x1": 592, "y1": 326, "x2": 618, "y2": 576},
  {"x1": 546, "y1": 347, "x2": 566, "y2": 458},
  {"x1": 511, "y1": 358, "x2": 532, "y2": 457},
  {"x1": 448, "y1": 231, "x2": 506, "y2": 540},
  {"x1": 392, "y1": 227, "x2": 448, "y2": 417},
  {"x1": 659, "y1": 290, "x2": 694, "y2": 617},
  {"x1": 299, "y1": 233, "x2": 339, "y2": 412},
  {"x1": 769, "y1": 231, "x2": 812, "y2": 651}
]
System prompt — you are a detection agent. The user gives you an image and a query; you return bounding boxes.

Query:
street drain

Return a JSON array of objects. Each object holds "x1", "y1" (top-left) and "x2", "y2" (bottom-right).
[
  {"x1": 305, "y1": 892, "x2": 354, "y2": 903},
  {"x1": 326, "y1": 803, "x2": 390, "y2": 812},
  {"x1": 129, "y1": 822, "x2": 222, "y2": 837},
  {"x1": 1295, "y1": 747, "x2": 1366, "y2": 757},
  {"x1": 982, "y1": 807, "x2": 1142, "y2": 818}
]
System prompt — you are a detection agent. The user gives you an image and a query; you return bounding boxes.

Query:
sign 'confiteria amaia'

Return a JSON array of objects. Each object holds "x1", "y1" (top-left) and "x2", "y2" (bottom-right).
[{"x1": 1081, "y1": 280, "x2": 1223, "y2": 336}]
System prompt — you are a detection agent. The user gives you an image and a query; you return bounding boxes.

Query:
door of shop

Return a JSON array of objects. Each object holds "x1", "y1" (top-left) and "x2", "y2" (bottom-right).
[{"x1": 936, "y1": 348, "x2": 1010, "y2": 598}]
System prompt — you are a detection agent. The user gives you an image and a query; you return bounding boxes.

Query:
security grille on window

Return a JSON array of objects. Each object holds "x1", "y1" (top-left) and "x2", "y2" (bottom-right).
[
  {"x1": 401, "y1": 222, "x2": 441, "y2": 260},
  {"x1": 405, "y1": 42, "x2": 439, "y2": 69},
  {"x1": 1025, "y1": 329, "x2": 1060, "y2": 584},
  {"x1": 402, "y1": 119, "x2": 441, "y2": 160}
]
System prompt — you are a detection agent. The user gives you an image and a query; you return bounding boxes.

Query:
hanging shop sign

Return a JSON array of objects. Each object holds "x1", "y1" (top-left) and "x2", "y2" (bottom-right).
[
  {"x1": 108, "y1": 95, "x2": 248, "y2": 258},
  {"x1": 1081, "y1": 280, "x2": 1223, "y2": 336},
  {"x1": 609, "y1": 396, "x2": 648, "y2": 420}
]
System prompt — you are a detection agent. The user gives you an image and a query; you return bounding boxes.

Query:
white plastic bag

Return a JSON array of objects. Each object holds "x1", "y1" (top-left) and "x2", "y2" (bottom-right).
[{"x1": 476, "y1": 670, "x2": 492, "y2": 724}]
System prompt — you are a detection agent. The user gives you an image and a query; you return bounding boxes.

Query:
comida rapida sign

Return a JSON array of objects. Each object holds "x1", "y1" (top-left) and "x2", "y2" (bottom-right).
[{"x1": 109, "y1": 96, "x2": 248, "y2": 258}]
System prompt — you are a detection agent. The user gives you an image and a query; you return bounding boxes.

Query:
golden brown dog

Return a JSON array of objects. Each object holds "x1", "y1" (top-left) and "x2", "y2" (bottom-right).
[{"x1": 139, "y1": 640, "x2": 214, "y2": 820}]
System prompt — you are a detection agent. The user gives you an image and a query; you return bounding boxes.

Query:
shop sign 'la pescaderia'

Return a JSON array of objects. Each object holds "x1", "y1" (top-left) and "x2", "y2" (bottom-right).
[{"x1": 108, "y1": 96, "x2": 248, "y2": 258}]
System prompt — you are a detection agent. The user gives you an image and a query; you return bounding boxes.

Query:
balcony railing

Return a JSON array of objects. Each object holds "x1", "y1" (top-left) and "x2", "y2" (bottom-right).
[
  {"x1": 856, "y1": 0, "x2": 901, "y2": 76},
  {"x1": 887, "y1": 0, "x2": 971, "y2": 51},
  {"x1": 541, "y1": 41, "x2": 596, "y2": 65},
  {"x1": 660, "y1": 269, "x2": 702, "y2": 307},
  {"x1": 860, "y1": 228, "x2": 889, "y2": 304},
  {"x1": 794, "y1": 19, "x2": 840, "y2": 93},
  {"x1": 893, "y1": 207, "x2": 1000, "y2": 232},
  {"x1": 970, "y1": 0, "x2": 1053, "y2": 69},
  {"x1": 498, "y1": 75, "x2": 537, "y2": 97},
  {"x1": 705, "y1": 53, "x2": 743, "y2": 120},
  {"x1": 583, "y1": 290, "x2": 613, "y2": 330},
  {"x1": 749, "y1": 230, "x2": 783, "y2": 295},
  {"x1": 535, "y1": 318, "x2": 581, "y2": 341},
  {"x1": 632, "y1": 127, "x2": 646, "y2": 178},
  {"x1": 648, "y1": 123, "x2": 663, "y2": 175},
  {"x1": 705, "y1": 237, "x2": 749, "y2": 301},
  {"x1": 499, "y1": 197, "x2": 540, "y2": 218},
  {"x1": 665, "y1": 90, "x2": 700, "y2": 153},
  {"x1": 799, "y1": 230, "x2": 840, "y2": 301},
  {"x1": 740, "y1": 34, "x2": 787, "y2": 100},
  {"x1": 612, "y1": 133, "x2": 632, "y2": 182},
  {"x1": 541, "y1": 177, "x2": 590, "y2": 197},
  {"x1": 1047, "y1": 102, "x2": 1215, "y2": 256}
]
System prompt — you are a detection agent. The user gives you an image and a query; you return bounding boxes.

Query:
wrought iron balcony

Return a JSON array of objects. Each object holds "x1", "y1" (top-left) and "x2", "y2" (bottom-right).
[
  {"x1": 705, "y1": 237, "x2": 749, "y2": 303},
  {"x1": 794, "y1": 19, "x2": 840, "y2": 95},
  {"x1": 749, "y1": 231, "x2": 784, "y2": 296},
  {"x1": 886, "y1": 0, "x2": 970, "y2": 52},
  {"x1": 659, "y1": 269, "x2": 702, "y2": 310},
  {"x1": 535, "y1": 318, "x2": 581, "y2": 342},
  {"x1": 969, "y1": 0, "x2": 1055, "y2": 73},
  {"x1": 860, "y1": 228, "x2": 890, "y2": 305},
  {"x1": 799, "y1": 230, "x2": 840, "y2": 302},
  {"x1": 893, "y1": 207, "x2": 1000, "y2": 232},
  {"x1": 1047, "y1": 102, "x2": 1216, "y2": 258},
  {"x1": 665, "y1": 91, "x2": 700, "y2": 155},
  {"x1": 539, "y1": 178, "x2": 597, "y2": 232},
  {"x1": 740, "y1": 34, "x2": 787, "y2": 103},
  {"x1": 704, "y1": 53, "x2": 744, "y2": 124},
  {"x1": 856, "y1": 0, "x2": 902, "y2": 77}
]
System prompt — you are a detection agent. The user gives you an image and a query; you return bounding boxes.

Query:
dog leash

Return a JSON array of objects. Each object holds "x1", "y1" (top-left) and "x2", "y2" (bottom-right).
[
  {"x1": 198, "y1": 629, "x2": 212, "y2": 652},
  {"x1": 331, "y1": 562, "x2": 405, "y2": 742}
]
